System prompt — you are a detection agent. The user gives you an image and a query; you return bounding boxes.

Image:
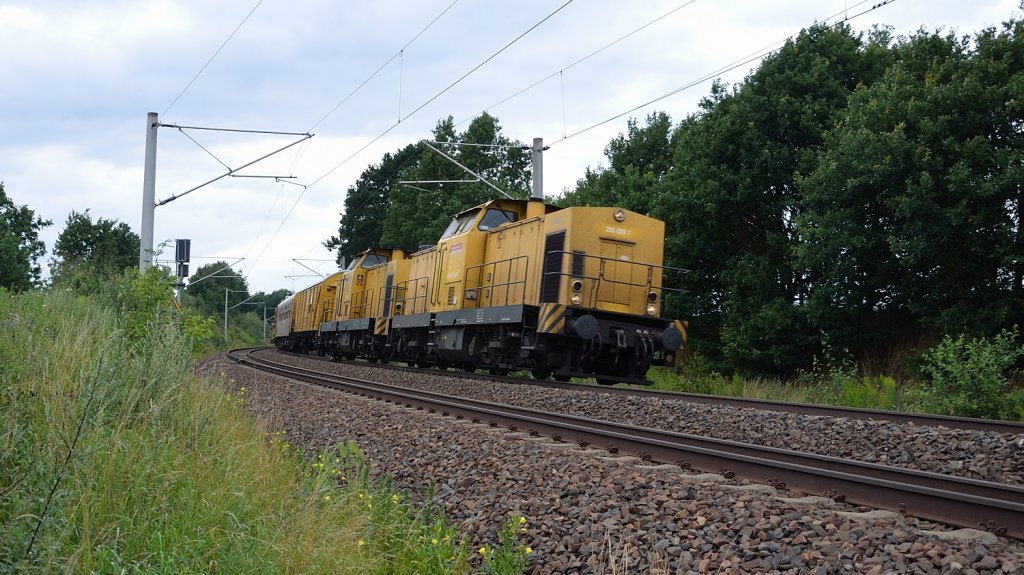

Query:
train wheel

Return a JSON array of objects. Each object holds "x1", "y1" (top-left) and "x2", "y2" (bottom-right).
[
  {"x1": 596, "y1": 378, "x2": 617, "y2": 386},
  {"x1": 530, "y1": 366, "x2": 550, "y2": 380},
  {"x1": 489, "y1": 367, "x2": 509, "y2": 376},
  {"x1": 553, "y1": 374, "x2": 571, "y2": 382}
]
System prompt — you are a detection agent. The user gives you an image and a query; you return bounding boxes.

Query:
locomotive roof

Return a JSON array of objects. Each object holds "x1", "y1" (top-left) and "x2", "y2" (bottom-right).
[{"x1": 452, "y1": 197, "x2": 562, "y2": 219}]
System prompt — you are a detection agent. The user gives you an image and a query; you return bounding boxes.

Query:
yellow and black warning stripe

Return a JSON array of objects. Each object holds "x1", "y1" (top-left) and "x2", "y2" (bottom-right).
[
  {"x1": 675, "y1": 319, "x2": 688, "y2": 349},
  {"x1": 374, "y1": 317, "x2": 389, "y2": 336},
  {"x1": 538, "y1": 303, "x2": 567, "y2": 334}
]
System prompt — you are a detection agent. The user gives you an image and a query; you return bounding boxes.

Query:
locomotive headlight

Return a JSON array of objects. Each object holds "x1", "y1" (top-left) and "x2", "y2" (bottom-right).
[
  {"x1": 571, "y1": 279, "x2": 583, "y2": 293},
  {"x1": 646, "y1": 303, "x2": 657, "y2": 316},
  {"x1": 613, "y1": 208, "x2": 626, "y2": 222},
  {"x1": 571, "y1": 292, "x2": 583, "y2": 305},
  {"x1": 647, "y1": 291, "x2": 658, "y2": 303}
]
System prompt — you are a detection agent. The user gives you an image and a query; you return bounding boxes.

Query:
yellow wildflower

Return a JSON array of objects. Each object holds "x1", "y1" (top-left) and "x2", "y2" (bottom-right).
[
  {"x1": 479, "y1": 547, "x2": 487, "y2": 555},
  {"x1": 526, "y1": 546, "x2": 533, "y2": 554}
]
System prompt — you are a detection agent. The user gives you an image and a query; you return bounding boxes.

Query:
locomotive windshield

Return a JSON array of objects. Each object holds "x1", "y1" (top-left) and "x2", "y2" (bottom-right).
[
  {"x1": 441, "y1": 209, "x2": 480, "y2": 239},
  {"x1": 343, "y1": 252, "x2": 390, "y2": 271},
  {"x1": 478, "y1": 208, "x2": 517, "y2": 231},
  {"x1": 361, "y1": 253, "x2": 389, "y2": 268}
]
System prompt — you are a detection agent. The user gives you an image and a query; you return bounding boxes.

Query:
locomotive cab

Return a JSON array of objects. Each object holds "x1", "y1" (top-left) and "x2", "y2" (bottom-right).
[
  {"x1": 433, "y1": 199, "x2": 531, "y2": 312},
  {"x1": 320, "y1": 248, "x2": 404, "y2": 361}
]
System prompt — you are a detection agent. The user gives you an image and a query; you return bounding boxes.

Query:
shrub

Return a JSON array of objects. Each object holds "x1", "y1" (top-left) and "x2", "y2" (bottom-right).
[{"x1": 908, "y1": 328, "x2": 1024, "y2": 420}]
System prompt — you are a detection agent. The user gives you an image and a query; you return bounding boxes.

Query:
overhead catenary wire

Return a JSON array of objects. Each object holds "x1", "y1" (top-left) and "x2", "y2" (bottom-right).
[
  {"x1": 161, "y1": 0, "x2": 264, "y2": 117},
  {"x1": 453, "y1": 0, "x2": 700, "y2": 129},
  {"x1": 306, "y1": 0, "x2": 459, "y2": 133},
  {"x1": 248, "y1": 0, "x2": 577, "y2": 272},
  {"x1": 397, "y1": 0, "x2": 576, "y2": 126},
  {"x1": 380, "y1": 1, "x2": 883, "y2": 162},
  {"x1": 242, "y1": 0, "x2": 461, "y2": 277},
  {"x1": 430, "y1": 141, "x2": 526, "y2": 150},
  {"x1": 550, "y1": 0, "x2": 891, "y2": 146},
  {"x1": 250, "y1": 0, "x2": 889, "y2": 289}
]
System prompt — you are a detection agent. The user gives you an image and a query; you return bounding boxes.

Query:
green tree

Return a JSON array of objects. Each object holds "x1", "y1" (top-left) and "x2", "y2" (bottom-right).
[
  {"x1": 0, "y1": 183, "x2": 51, "y2": 291},
  {"x1": 797, "y1": 21, "x2": 1024, "y2": 354},
  {"x1": 380, "y1": 113, "x2": 531, "y2": 251},
  {"x1": 50, "y1": 209, "x2": 140, "y2": 288},
  {"x1": 324, "y1": 143, "x2": 422, "y2": 266},
  {"x1": 251, "y1": 288, "x2": 291, "y2": 313},
  {"x1": 184, "y1": 261, "x2": 249, "y2": 317},
  {"x1": 561, "y1": 112, "x2": 674, "y2": 216},
  {"x1": 657, "y1": 23, "x2": 890, "y2": 374}
]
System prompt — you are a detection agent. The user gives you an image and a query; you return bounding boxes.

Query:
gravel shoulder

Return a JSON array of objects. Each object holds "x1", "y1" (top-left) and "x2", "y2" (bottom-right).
[
  {"x1": 199, "y1": 353, "x2": 1024, "y2": 574},
  {"x1": 259, "y1": 350, "x2": 1024, "y2": 487}
]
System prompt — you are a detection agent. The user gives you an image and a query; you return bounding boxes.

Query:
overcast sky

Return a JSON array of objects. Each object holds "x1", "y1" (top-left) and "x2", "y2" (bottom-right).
[{"x1": 1, "y1": 0, "x2": 1018, "y2": 294}]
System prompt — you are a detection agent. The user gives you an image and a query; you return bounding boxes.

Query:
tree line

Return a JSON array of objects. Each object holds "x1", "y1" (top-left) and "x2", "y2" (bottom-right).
[
  {"x1": 325, "y1": 20, "x2": 1024, "y2": 377},
  {"x1": 0, "y1": 189, "x2": 282, "y2": 345},
  {"x1": 5, "y1": 19, "x2": 1022, "y2": 377}
]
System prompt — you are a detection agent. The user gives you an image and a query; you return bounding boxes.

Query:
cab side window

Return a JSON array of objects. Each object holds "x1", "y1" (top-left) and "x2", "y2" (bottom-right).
[{"x1": 441, "y1": 209, "x2": 480, "y2": 238}]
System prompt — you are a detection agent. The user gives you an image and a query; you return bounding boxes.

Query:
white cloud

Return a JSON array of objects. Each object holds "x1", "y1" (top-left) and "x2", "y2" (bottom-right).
[{"x1": 2, "y1": 0, "x2": 1019, "y2": 293}]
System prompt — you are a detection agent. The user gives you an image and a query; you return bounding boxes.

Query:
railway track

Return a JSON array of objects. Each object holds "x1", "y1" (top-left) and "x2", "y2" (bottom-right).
[
  {"x1": 278, "y1": 348, "x2": 1024, "y2": 435},
  {"x1": 230, "y1": 348, "x2": 1024, "y2": 539}
]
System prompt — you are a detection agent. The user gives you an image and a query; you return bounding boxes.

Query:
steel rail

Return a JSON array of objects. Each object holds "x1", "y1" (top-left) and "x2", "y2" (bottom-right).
[
  {"x1": 231, "y1": 348, "x2": 1024, "y2": 539},
  {"x1": 278, "y1": 350, "x2": 1024, "y2": 435}
]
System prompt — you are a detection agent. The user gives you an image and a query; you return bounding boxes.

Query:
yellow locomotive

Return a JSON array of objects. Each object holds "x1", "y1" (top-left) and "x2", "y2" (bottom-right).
[{"x1": 273, "y1": 197, "x2": 686, "y2": 384}]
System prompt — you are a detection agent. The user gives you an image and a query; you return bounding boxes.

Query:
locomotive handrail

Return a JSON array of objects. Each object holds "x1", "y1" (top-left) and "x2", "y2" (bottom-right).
[
  {"x1": 543, "y1": 250, "x2": 688, "y2": 292},
  {"x1": 433, "y1": 245, "x2": 446, "y2": 306},
  {"x1": 334, "y1": 277, "x2": 348, "y2": 318},
  {"x1": 393, "y1": 276, "x2": 430, "y2": 315},
  {"x1": 375, "y1": 282, "x2": 407, "y2": 318},
  {"x1": 464, "y1": 255, "x2": 529, "y2": 308},
  {"x1": 350, "y1": 287, "x2": 377, "y2": 319},
  {"x1": 321, "y1": 298, "x2": 335, "y2": 323}
]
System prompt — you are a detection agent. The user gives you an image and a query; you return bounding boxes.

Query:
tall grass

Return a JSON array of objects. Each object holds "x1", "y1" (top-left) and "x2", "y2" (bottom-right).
[
  {"x1": 648, "y1": 351, "x2": 901, "y2": 411},
  {"x1": 1, "y1": 285, "x2": 364, "y2": 572},
  {"x1": 0, "y1": 278, "x2": 532, "y2": 574}
]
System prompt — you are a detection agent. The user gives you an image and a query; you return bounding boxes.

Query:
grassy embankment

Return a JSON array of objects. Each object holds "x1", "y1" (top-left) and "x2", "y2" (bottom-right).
[
  {"x1": 0, "y1": 276, "x2": 530, "y2": 574},
  {"x1": 646, "y1": 336, "x2": 1024, "y2": 421}
]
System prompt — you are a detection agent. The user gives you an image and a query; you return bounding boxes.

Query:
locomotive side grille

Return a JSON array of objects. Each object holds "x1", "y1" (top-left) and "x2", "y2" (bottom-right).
[
  {"x1": 541, "y1": 231, "x2": 565, "y2": 303},
  {"x1": 571, "y1": 250, "x2": 585, "y2": 277},
  {"x1": 383, "y1": 273, "x2": 394, "y2": 315}
]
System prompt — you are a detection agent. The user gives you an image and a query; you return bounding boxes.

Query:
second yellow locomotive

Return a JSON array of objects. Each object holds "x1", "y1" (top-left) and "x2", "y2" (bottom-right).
[{"x1": 274, "y1": 197, "x2": 686, "y2": 385}]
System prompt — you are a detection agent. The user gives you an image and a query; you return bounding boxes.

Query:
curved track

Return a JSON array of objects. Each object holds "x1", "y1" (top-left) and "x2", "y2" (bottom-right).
[
  {"x1": 230, "y1": 348, "x2": 1024, "y2": 539},
  {"x1": 279, "y1": 348, "x2": 1024, "y2": 435}
]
